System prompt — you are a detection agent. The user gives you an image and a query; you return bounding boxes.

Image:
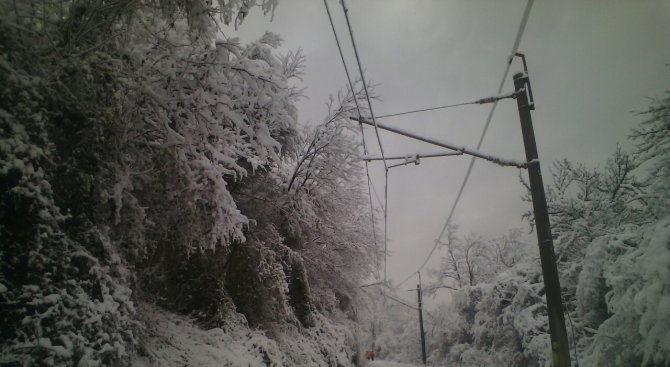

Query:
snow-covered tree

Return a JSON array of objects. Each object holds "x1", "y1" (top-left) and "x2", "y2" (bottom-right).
[
  {"x1": 1, "y1": 0, "x2": 379, "y2": 365},
  {"x1": 574, "y1": 92, "x2": 670, "y2": 366},
  {"x1": 431, "y1": 225, "x2": 525, "y2": 291},
  {"x1": 631, "y1": 91, "x2": 670, "y2": 217},
  {"x1": 426, "y1": 87, "x2": 670, "y2": 367},
  {"x1": 228, "y1": 80, "x2": 379, "y2": 327}
]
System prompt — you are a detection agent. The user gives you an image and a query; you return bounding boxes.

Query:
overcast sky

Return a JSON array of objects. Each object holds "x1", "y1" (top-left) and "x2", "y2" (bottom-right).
[{"x1": 230, "y1": 0, "x2": 670, "y2": 304}]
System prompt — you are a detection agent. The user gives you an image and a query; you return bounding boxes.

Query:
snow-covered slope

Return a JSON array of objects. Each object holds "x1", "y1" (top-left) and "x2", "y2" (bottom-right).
[
  {"x1": 131, "y1": 302, "x2": 358, "y2": 367},
  {"x1": 367, "y1": 360, "x2": 422, "y2": 367}
]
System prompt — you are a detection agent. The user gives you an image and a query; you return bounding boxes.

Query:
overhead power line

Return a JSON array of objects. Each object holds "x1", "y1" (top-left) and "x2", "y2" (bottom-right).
[
  {"x1": 368, "y1": 175, "x2": 385, "y2": 211},
  {"x1": 340, "y1": 0, "x2": 391, "y2": 283},
  {"x1": 374, "y1": 91, "x2": 518, "y2": 119},
  {"x1": 376, "y1": 102, "x2": 475, "y2": 119},
  {"x1": 323, "y1": 0, "x2": 362, "y2": 116},
  {"x1": 381, "y1": 292, "x2": 418, "y2": 310},
  {"x1": 399, "y1": 0, "x2": 536, "y2": 287},
  {"x1": 324, "y1": 0, "x2": 390, "y2": 284},
  {"x1": 340, "y1": 0, "x2": 388, "y2": 171},
  {"x1": 322, "y1": 0, "x2": 382, "y2": 280}
]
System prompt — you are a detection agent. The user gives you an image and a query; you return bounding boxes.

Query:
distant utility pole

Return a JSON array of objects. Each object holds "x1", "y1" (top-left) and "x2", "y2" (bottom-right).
[
  {"x1": 513, "y1": 71, "x2": 571, "y2": 367},
  {"x1": 371, "y1": 320, "x2": 376, "y2": 360},
  {"x1": 416, "y1": 272, "x2": 427, "y2": 366}
]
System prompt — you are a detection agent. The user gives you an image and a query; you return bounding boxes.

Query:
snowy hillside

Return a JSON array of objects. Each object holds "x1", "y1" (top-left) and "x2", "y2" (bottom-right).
[{"x1": 0, "y1": 1, "x2": 377, "y2": 365}]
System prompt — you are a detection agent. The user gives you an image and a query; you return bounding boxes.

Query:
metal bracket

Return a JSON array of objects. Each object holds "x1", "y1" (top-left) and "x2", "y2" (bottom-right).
[{"x1": 514, "y1": 52, "x2": 535, "y2": 110}]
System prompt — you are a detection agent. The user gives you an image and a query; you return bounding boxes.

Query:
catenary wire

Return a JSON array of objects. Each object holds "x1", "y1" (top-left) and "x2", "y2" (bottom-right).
[
  {"x1": 373, "y1": 91, "x2": 519, "y2": 120},
  {"x1": 340, "y1": 0, "x2": 388, "y2": 171},
  {"x1": 323, "y1": 0, "x2": 383, "y2": 280},
  {"x1": 369, "y1": 174, "x2": 385, "y2": 211},
  {"x1": 339, "y1": 0, "x2": 391, "y2": 282},
  {"x1": 398, "y1": 0, "x2": 536, "y2": 286},
  {"x1": 375, "y1": 101, "x2": 476, "y2": 119}
]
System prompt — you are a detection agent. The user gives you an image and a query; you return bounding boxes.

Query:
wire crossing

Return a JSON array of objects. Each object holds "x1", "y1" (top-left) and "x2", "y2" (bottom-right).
[{"x1": 399, "y1": 0, "x2": 536, "y2": 287}]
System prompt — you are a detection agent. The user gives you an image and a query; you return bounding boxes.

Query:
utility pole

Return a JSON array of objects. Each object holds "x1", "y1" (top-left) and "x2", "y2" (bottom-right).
[
  {"x1": 371, "y1": 320, "x2": 376, "y2": 360},
  {"x1": 513, "y1": 71, "x2": 571, "y2": 367},
  {"x1": 417, "y1": 272, "x2": 427, "y2": 366}
]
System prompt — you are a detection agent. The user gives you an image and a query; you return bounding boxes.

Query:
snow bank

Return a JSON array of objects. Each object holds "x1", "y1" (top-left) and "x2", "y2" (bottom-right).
[{"x1": 133, "y1": 302, "x2": 357, "y2": 367}]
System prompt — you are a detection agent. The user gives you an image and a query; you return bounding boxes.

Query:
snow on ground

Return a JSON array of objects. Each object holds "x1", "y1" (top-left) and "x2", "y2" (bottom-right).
[
  {"x1": 366, "y1": 360, "x2": 423, "y2": 367},
  {"x1": 131, "y1": 302, "x2": 280, "y2": 367},
  {"x1": 130, "y1": 302, "x2": 357, "y2": 366}
]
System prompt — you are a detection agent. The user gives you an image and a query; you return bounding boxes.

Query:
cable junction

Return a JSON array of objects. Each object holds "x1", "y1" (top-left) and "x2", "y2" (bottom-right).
[{"x1": 340, "y1": 0, "x2": 388, "y2": 170}]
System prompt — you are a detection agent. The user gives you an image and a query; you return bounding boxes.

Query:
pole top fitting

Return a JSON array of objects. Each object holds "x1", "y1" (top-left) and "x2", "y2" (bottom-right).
[{"x1": 513, "y1": 72, "x2": 528, "y2": 81}]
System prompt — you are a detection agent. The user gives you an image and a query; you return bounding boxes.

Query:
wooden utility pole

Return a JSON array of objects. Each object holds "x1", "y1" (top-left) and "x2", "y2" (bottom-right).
[
  {"x1": 371, "y1": 321, "x2": 376, "y2": 359},
  {"x1": 513, "y1": 72, "x2": 571, "y2": 367},
  {"x1": 417, "y1": 273, "x2": 427, "y2": 366}
]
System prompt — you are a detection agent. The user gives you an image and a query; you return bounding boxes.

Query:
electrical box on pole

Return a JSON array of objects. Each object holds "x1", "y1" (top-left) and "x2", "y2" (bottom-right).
[{"x1": 513, "y1": 72, "x2": 571, "y2": 367}]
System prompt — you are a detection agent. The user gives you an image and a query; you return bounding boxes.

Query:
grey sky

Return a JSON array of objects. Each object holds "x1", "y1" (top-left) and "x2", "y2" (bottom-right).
[{"x1": 231, "y1": 0, "x2": 670, "y2": 301}]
